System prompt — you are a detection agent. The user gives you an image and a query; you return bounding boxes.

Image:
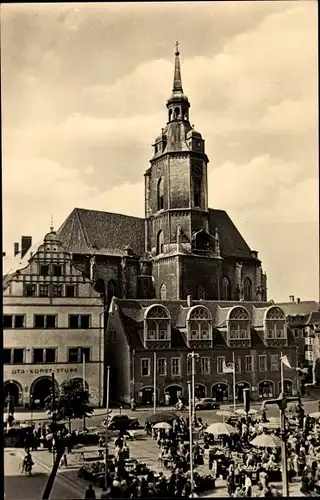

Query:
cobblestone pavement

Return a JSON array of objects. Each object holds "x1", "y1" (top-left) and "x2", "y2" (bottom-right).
[{"x1": 5, "y1": 435, "x2": 305, "y2": 498}]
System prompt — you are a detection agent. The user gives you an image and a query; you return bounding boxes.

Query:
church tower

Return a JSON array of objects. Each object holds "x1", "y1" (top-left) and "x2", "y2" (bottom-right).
[{"x1": 145, "y1": 44, "x2": 222, "y2": 301}]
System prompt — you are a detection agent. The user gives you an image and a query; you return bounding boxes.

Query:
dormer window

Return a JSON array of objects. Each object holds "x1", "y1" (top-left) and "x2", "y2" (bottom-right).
[
  {"x1": 227, "y1": 306, "x2": 251, "y2": 341},
  {"x1": 264, "y1": 306, "x2": 287, "y2": 340},
  {"x1": 144, "y1": 305, "x2": 171, "y2": 345},
  {"x1": 187, "y1": 306, "x2": 212, "y2": 343}
]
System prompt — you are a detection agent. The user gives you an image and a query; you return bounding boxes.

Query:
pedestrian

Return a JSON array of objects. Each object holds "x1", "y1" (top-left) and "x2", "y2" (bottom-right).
[
  {"x1": 244, "y1": 473, "x2": 252, "y2": 497},
  {"x1": 84, "y1": 484, "x2": 96, "y2": 499}
]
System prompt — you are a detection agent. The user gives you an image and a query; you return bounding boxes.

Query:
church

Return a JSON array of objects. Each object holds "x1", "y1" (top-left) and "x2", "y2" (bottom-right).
[{"x1": 57, "y1": 46, "x2": 267, "y2": 308}]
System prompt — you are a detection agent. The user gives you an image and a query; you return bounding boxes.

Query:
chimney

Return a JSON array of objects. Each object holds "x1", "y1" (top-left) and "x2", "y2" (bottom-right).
[
  {"x1": 21, "y1": 236, "x2": 32, "y2": 258},
  {"x1": 297, "y1": 298, "x2": 301, "y2": 304},
  {"x1": 187, "y1": 295, "x2": 192, "y2": 307},
  {"x1": 289, "y1": 295, "x2": 295, "y2": 303},
  {"x1": 14, "y1": 242, "x2": 19, "y2": 256}
]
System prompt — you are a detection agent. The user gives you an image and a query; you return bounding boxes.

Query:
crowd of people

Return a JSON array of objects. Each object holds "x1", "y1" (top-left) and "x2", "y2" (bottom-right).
[
  {"x1": 84, "y1": 402, "x2": 320, "y2": 498},
  {"x1": 13, "y1": 400, "x2": 320, "y2": 498}
]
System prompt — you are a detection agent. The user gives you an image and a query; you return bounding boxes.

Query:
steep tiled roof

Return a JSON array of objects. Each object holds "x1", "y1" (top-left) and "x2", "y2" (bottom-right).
[
  {"x1": 252, "y1": 306, "x2": 268, "y2": 327},
  {"x1": 57, "y1": 208, "x2": 145, "y2": 257},
  {"x1": 215, "y1": 307, "x2": 231, "y2": 328},
  {"x1": 277, "y1": 301, "x2": 319, "y2": 317},
  {"x1": 208, "y1": 209, "x2": 258, "y2": 260},
  {"x1": 307, "y1": 311, "x2": 320, "y2": 325},
  {"x1": 112, "y1": 298, "x2": 276, "y2": 349}
]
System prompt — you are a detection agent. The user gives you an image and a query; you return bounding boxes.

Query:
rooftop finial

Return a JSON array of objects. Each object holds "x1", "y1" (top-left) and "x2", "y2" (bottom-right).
[
  {"x1": 50, "y1": 214, "x2": 54, "y2": 232},
  {"x1": 173, "y1": 41, "x2": 183, "y2": 92}
]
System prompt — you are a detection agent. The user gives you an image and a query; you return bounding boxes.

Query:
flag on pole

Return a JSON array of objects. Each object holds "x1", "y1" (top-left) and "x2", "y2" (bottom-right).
[
  {"x1": 281, "y1": 354, "x2": 309, "y2": 374},
  {"x1": 280, "y1": 355, "x2": 292, "y2": 369},
  {"x1": 223, "y1": 361, "x2": 235, "y2": 374}
]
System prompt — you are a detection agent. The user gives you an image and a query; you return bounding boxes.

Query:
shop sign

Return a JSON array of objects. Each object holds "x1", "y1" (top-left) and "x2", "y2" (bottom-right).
[{"x1": 9, "y1": 368, "x2": 78, "y2": 375}]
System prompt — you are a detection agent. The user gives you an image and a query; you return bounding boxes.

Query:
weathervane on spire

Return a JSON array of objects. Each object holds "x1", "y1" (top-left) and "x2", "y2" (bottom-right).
[
  {"x1": 175, "y1": 41, "x2": 179, "y2": 55},
  {"x1": 50, "y1": 214, "x2": 54, "y2": 232}
]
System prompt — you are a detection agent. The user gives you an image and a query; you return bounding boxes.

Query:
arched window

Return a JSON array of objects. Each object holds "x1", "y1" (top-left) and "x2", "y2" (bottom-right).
[
  {"x1": 160, "y1": 284, "x2": 167, "y2": 300},
  {"x1": 265, "y1": 306, "x2": 286, "y2": 339},
  {"x1": 197, "y1": 286, "x2": 205, "y2": 300},
  {"x1": 174, "y1": 107, "x2": 180, "y2": 118},
  {"x1": 169, "y1": 109, "x2": 173, "y2": 121},
  {"x1": 157, "y1": 178, "x2": 164, "y2": 210},
  {"x1": 222, "y1": 277, "x2": 231, "y2": 300},
  {"x1": 227, "y1": 306, "x2": 250, "y2": 340},
  {"x1": 188, "y1": 306, "x2": 212, "y2": 340},
  {"x1": 156, "y1": 230, "x2": 164, "y2": 255},
  {"x1": 244, "y1": 278, "x2": 252, "y2": 301},
  {"x1": 145, "y1": 305, "x2": 171, "y2": 341}
]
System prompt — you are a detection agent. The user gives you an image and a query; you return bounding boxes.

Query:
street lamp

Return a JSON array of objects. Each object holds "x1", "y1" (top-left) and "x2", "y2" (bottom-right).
[
  {"x1": 105, "y1": 365, "x2": 110, "y2": 490},
  {"x1": 187, "y1": 351, "x2": 199, "y2": 424},
  {"x1": 262, "y1": 392, "x2": 301, "y2": 497},
  {"x1": 187, "y1": 381, "x2": 195, "y2": 497}
]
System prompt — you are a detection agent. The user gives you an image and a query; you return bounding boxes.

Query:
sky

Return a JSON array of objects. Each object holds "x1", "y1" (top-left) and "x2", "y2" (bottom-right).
[{"x1": 1, "y1": 1, "x2": 319, "y2": 302}]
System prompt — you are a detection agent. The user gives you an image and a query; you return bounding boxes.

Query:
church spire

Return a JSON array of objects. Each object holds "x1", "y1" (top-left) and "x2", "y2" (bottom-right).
[{"x1": 173, "y1": 41, "x2": 183, "y2": 93}]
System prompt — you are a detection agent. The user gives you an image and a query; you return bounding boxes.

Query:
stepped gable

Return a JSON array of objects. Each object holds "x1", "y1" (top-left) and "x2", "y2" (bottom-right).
[
  {"x1": 57, "y1": 207, "x2": 145, "y2": 256},
  {"x1": 208, "y1": 208, "x2": 258, "y2": 260}
]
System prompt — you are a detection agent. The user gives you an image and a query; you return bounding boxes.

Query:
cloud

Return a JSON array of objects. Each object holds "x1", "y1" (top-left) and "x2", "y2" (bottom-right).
[
  {"x1": 3, "y1": 157, "x2": 144, "y2": 255},
  {"x1": 1, "y1": 2, "x2": 318, "y2": 302}
]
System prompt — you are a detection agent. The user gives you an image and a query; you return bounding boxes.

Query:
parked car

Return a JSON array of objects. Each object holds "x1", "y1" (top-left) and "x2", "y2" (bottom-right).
[
  {"x1": 102, "y1": 415, "x2": 141, "y2": 431},
  {"x1": 195, "y1": 398, "x2": 220, "y2": 411}
]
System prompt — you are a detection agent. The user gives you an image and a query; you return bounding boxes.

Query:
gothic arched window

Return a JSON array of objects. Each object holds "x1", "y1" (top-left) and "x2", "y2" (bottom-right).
[
  {"x1": 157, "y1": 178, "x2": 164, "y2": 210},
  {"x1": 197, "y1": 286, "x2": 205, "y2": 300},
  {"x1": 227, "y1": 306, "x2": 250, "y2": 340},
  {"x1": 244, "y1": 278, "x2": 252, "y2": 301},
  {"x1": 145, "y1": 305, "x2": 171, "y2": 341},
  {"x1": 265, "y1": 306, "x2": 286, "y2": 339},
  {"x1": 188, "y1": 306, "x2": 212, "y2": 340},
  {"x1": 156, "y1": 230, "x2": 164, "y2": 255},
  {"x1": 160, "y1": 284, "x2": 167, "y2": 300},
  {"x1": 222, "y1": 277, "x2": 231, "y2": 300}
]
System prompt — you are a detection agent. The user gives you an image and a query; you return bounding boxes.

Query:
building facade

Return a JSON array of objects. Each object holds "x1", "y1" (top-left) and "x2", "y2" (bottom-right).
[
  {"x1": 3, "y1": 229, "x2": 105, "y2": 408},
  {"x1": 56, "y1": 47, "x2": 267, "y2": 307},
  {"x1": 106, "y1": 297, "x2": 299, "y2": 405}
]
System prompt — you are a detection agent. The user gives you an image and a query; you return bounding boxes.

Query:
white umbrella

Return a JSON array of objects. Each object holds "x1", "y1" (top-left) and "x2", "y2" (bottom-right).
[
  {"x1": 310, "y1": 412, "x2": 320, "y2": 419},
  {"x1": 153, "y1": 421, "x2": 172, "y2": 430},
  {"x1": 250, "y1": 433, "x2": 282, "y2": 448},
  {"x1": 216, "y1": 410, "x2": 235, "y2": 418},
  {"x1": 205, "y1": 422, "x2": 236, "y2": 436},
  {"x1": 235, "y1": 408, "x2": 258, "y2": 416},
  {"x1": 262, "y1": 417, "x2": 280, "y2": 429}
]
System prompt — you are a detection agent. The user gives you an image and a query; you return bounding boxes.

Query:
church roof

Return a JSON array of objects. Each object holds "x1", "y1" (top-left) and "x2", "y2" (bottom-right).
[
  {"x1": 57, "y1": 208, "x2": 145, "y2": 257},
  {"x1": 208, "y1": 209, "x2": 257, "y2": 260}
]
